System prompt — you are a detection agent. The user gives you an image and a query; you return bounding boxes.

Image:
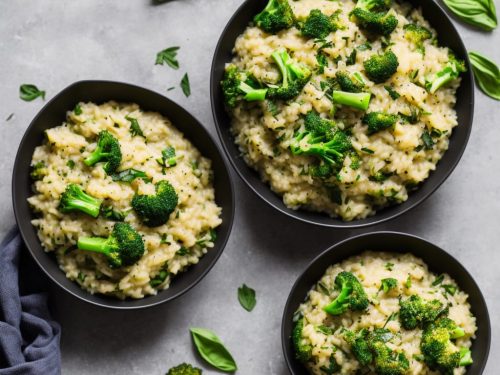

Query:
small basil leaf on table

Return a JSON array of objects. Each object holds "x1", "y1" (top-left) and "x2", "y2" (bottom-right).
[
  {"x1": 155, "y1": 46, "x2": 180, "y2": 69},
  {"x1": 442, "y1": 0, "x2": 497, "y2": 31},
  {"x1": 181, "y1": 73, "x2": 191, "y2": 97},
  {"x1": 238, "y1": 283, "x2": 256, "y2": 312},
  {"x1": 19, "y1": 84, "x2": 45, "y2": 102},
  {"x1": 469, "y1": 51, "x2": 500, "y2": 100},
  {"x1": 190, "y1": 327, "x2": 237, "y2": 372}
]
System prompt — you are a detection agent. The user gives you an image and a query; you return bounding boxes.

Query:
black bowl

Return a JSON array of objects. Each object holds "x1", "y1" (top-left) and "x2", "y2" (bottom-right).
[
  {"x1": 210, "y1": 0, "x2": 474, "y2": 228},
  {"x1": 282, "y1": 232, "x2": 490, "y2": 374},
  {"x1": 12, "y1": 80, "x2": 235, "y2": 309}
]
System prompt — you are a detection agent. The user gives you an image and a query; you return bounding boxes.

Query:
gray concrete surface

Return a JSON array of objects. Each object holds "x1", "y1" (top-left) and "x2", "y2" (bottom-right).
[{"x1": 0, "y1": 0, "x2": 499, "y2": 374}]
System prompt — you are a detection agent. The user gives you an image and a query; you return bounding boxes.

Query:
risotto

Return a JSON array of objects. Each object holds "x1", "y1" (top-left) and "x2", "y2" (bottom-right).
[
  {"x1": 293, "y1": 252, "x2": 476, "y2": 374},
  {"x1": 223, "y1": 0, "x2": 464, "y2": 220},
  {"x1": 28, "y1": 102, "x2": 222, "y2": 299}
]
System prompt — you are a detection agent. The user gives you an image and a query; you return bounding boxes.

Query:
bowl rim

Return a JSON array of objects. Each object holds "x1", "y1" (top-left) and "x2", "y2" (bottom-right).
[
  {"x1": 281, "y1": 230, "x2": 491, "y2": 374},
  {"x1": 210, "y1": 0, "x2": 475, "y2": 228},
  {"x1": 12, "y1": 79, "x2": 236, "y2": 309}
]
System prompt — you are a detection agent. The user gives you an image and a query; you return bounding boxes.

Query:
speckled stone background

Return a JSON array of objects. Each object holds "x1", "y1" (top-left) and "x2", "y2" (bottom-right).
[{"x1": 0, "y1": 0, "x2": 498, "y2": 374}]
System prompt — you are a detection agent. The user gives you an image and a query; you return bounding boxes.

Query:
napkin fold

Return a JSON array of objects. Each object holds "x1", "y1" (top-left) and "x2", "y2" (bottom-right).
[{"x1": 0, "y1": 229, "x2": 61, "y2": 375}]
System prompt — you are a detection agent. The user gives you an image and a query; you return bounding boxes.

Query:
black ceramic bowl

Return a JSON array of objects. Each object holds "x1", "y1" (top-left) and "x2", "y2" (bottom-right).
[
  {"x1": 210, "y1": 0, "x2": 474, "y2": 228},
  {"x1": 12, "y1": 80, "x2": 235, "y2": 309},
  {"x1": 282, "y1": 232, "x2": 490, "y2": 374}
]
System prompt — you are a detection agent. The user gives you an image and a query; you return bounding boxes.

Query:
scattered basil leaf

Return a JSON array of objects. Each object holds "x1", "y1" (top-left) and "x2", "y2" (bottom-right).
[
  {"x1": 421, "y1": 131, "x2": 435, "y2": 150},
  {"x1": 237, "y1": 284, "x2": 256, "y2": 312},
  {"x1": 155, "y1": 46, "x2": 180, "y2": 69},
  {"x1": 361, "y1": 147, "x2": 374, "y2": 154},
  {"x1": 66, "y1": 160, "x2": 75, "y2": 169},
  {"x1": 346, "y1": 49, "x2": 357, "y2": 65},
  {"x1": 190, "y1": 327, "x2": 237, "y2": 372},
  {"x1": 443, "y1": 0, "x2": 497, "y2": 31},
  {"x1": 111, "y1": 168, "x2": 151, "y2": 183},
  {"x1": 469, "y1": 51, "x2": 500, "y2": 100},
  {"x1": 125, "y1": 115, "x2": 145, "y2": 137},
  {"x1": 157, "y1": 146, "x2": 177, "y2": 174},
  {"x1": 74, "y1": 103, "x2": 82, "y2": 115},
  {"x1": 77, "y1": 272, "x2": 86, "y2": 283},
  {"x1": 20, "y1": 84, "x2": 45, "y2": 102},
  {"x1": 383, "y1": 312, "x2": 398, "y2": 328},
  {"x1": 176, "y1": 246, "x2": 189, "y2": 256},
  {"x1": 180, "y1": 73, "x2": 191, "y2": 97},
  {"x1": 385, "y1": 262, "x2": 394, "y2": 271}
]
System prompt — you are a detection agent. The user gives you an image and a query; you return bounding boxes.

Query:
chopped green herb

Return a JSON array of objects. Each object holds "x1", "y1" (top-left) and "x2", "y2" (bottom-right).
[
  {"x1": 380, "y1": 278, "x2": 397, "y2": 293},
  {"x1": 66, "y1": 160, "x2": 75, "y2": 169},
  {"x1": 150, "y1": 269, "x2": 169, "y2": 287},
  {"x1": 77, "y1": 272, "x2": 86, "y2": 283},
  {"x1": 384, "y1": 85, "x2": 401, "y2": 99},
  {"x1": 361, "y1": 147, "x2": 374, "y2": 154},
  {"x1": 405, "y1": 275, "x2": 412, "y2": 288},
  {"x1": 316, "y1": 325, "x2": 335, "y2": 335},
  {"x1": 100, "y1": 205, "x2": 127, "y2": 221},
  {"x1": 74, "y1": 103, "x2": 82, "y2": 115},
  {"x1": 157, "y1": 146, "x2": 177, "y2": 173},
  {"x1": 111, "y1": 168, "x2": 151, "y2": 183},
  {"x1": 155, "y1": 46, "x2": 180, "y2": 69},
  {"x1": 346, "y1": 49, "x2": 357, "y2": 65},
  {"x1": 317, "y1": 281, "x2": 331, "y2": 295},
  {"x1": 385, "y1": 262, "x2": 394, "y2": 271},
  {"x1": 176, "y1": 246, "x2": 189, "y2": 256},
  {"x1": 432, "y1": 274, "x2": 445, "y2": 286},
  {"x1": 421, "y1": 131, "x2": 435, "y2": 150},
  {"x1": 442, "y1": 284, "x2": 457, "y2": 295},
  {"x1": 383, "y1": 312, "x2": 398, "y2": 328},
  {"x1": 125, "y1": 116, "x2": 145, "y2": 138}
]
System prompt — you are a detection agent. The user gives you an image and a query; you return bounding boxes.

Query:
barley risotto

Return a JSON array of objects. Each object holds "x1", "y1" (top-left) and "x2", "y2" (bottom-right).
[
  {"x1": 28, "y1": 102, "x2": 222, "y2": 299},
  {"x1": 221, "y1": 0, "x2": 466, "y2": 221},
  {"x1": 293, "y1": 252, "x2": 476, "y2": 374}
]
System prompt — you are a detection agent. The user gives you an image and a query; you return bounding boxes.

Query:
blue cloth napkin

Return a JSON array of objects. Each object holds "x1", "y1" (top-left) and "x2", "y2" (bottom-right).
[{"x1": 0, "y1": 229, "x2": 61, "y2": 375}]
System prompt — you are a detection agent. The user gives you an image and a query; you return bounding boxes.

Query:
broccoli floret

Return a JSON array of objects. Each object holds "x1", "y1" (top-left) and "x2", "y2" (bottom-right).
[
  {"x1": 267, "y1": 50, "x2": 312, "y2": 101},
  {"x1": 344, "y1": 329, "x2": 374, "y2": 366},
  {"x1": 300, "y1": 9, "x2": 341, "y2": 39},
  {"x1": 254, "y1": 0, "x2": 295, "y2": 34},
  {"x1": 290, "y1": 111, "x2": 352, "y2": 167},
  {"x1": 362, "y1": 111, "x2": 398, "y2": 134},
  {"x1": 380, "y1": 277, "x2": 397, "y2": 293},
  {"x1": 426, "y1": 54, "x2": 466, "y2": 94},
  {"x1": 404, "y1": 24, "x2": 432, "y2": 53},
  {"x1": 77, "y1": 222, "x2": 145, "y2": 268},
  {"x1": 58, "y1": 184, "x2": 103, "y2": 218},
  {"x1": 350, "y1": 8, "x2": 398, "y2": 36},
  {"x1": 331, "y1": 90, "x2": 371, "y2": 110},
  {"x1": 364, "y1": 50, "x2": 399, "y2": 83},
  {"x1": 399, "y1": 295, "x2": 446, "y2": 330},
  {"x1": 166, "y1": 363, "x2": 202, "y2": 375},
  {"x1": 293, "y1": 317, "x2": 312, "y2": 362},
  {"x1": 84, "y1": 130, "x2": 122, "y2": 175},
  {"x1": 132, "y1": 180, "x2": 178, "y2": 227},
  {"x1": 345, "y1": 327, "x2": 408, "y2": 373},
  {"x1": 335, "y1": 71, "x2": 365, "y2": 93},
  {"x1": 355, "y1": 0, "x2": 392, "y2": 12},
  {"x1": 371, "y1": 341, "x2": 410, "y2": 375},
  {"x1": 221, "y1": 64, "x2": 268, "y2": 108},
  {"x1": 323, "y1": 271, "x2": 369, "y2": 315},
  {"x1": 30, "y1": 161, "x2": 48, "y2": 180},
  {"x1": 421, "y1": 317, "x2": 472, "y2": 373}
]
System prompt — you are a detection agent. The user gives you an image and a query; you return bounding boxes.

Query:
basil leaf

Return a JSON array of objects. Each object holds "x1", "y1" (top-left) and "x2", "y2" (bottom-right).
[
  {"x1": 237, "y1": 284, "x2": 256, "y2": 312},
  {"x1": 155, "y1": 46, "x2": 180, "y2": 69},
  {"x1": 111, "y1": 168, "x2": 151, "y2": 183},
  {"x1": 19, "y1": 84, "x2": 45, "y2": 102},
  {"x1": 74, "y1": 103, "x2": 82, "y2": 115},
  {"x1": 443, "y1": 0, "x2": 497, "y2": 31},
  {"x1": 180, "y1": 73, "x2": 191, "y2": 97},
  {"x1": 190, "y1": 327, "x2": 237, "y2": 372},
  {"x1": 469, "y1": 51, "x2": 500, "y2": 100}
]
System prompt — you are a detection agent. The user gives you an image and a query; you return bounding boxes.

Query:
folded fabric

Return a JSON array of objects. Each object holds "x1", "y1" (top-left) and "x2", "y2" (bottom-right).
[{"x1": 0, "y1": 229, "x2": 61, "y2": 375}]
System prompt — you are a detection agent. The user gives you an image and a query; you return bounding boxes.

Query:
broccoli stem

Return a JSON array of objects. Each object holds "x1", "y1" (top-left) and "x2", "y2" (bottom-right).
[
  {"x1": 239, "y1": 82, "x2": 268, "y2": 101},
  {"x1": 84, "y1": 148, "x2": 110, "y2": 166},
  {"x1": 77, "y1": 237, "x2": 110, "y2": 254},
  {"x1": 332, "y1": 90, "x2": 371, "y2": 110},
  {"x1": 324, "y1": 285, "x2": 351, "y2": 315},
  {"x1": 428, "y1": 72, "x2": 454, "y2": 94},
  {"x1": 459, "y1": 348, "x2": 473, "y2": 366}
]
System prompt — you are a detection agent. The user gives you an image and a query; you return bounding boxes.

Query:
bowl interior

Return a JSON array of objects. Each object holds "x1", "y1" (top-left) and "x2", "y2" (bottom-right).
[
  {"x1": 282, "y1": 232, "x2": 490, "y2": 374},
  {"x1": 210, "y1": 0, "x2": 474, "y2": 228},
  {"x1": 12, "y1": 80, "x2": 235, "y2": 309}
]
